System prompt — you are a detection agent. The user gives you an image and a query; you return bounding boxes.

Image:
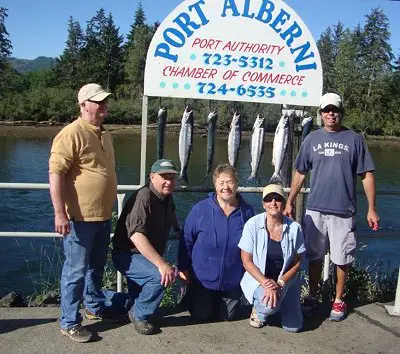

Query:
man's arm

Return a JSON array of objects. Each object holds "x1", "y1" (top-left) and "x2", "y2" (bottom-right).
[
  {"x1": 283, "y1": 171, "x2": 307, "y2": 219},
  {"x1": 49, "y1": 172, "x2": 70, "y2": 236},
  {"x1": 130, "y1": 232, "x2": 175, "y2": 287},
  {"x1": 361, "y1": 171, "x2": 379, "y2": 230}
]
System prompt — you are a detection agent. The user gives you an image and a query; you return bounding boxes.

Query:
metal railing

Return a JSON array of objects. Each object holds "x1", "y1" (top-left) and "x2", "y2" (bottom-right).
[{"x1": 0, "y1": 182, "x2": 399, "y2": 315}]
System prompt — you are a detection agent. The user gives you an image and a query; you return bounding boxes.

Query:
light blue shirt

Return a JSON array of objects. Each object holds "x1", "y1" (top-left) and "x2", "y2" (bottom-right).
[{"x1": 238, "y1": 213, "x2": 305, "y2": 303}]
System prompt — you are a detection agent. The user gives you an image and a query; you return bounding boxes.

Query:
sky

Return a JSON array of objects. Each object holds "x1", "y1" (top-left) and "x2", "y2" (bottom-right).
[{"x1": 2, "y1": 0, "x2": 400, "y2": 60}]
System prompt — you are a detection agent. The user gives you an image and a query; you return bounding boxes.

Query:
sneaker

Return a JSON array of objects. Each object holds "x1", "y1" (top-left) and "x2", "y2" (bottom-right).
[
  {"x1": 128, "y1": 312, "x2": 157, "y2": 335},
  {"x1": 302, "y1": 296, "x2": 317, "y2": 316},
  {"x1": 330, "y1": 300, "x2": 347, "y2": 322},
  {"x1": 84, "y1": 307, "x2": 119, "y2": 323},
  {"x1": 249, "y1": 307, "x2": 264, "y2": 328},
  {"x1": 60, "y1": 324, "x2": 92, "y2": 343}
]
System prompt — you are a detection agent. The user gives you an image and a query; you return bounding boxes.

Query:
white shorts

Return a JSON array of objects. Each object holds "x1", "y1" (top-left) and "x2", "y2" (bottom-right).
[{"x1": 303, "y1": 209, "x2": 357, "y2": 266}]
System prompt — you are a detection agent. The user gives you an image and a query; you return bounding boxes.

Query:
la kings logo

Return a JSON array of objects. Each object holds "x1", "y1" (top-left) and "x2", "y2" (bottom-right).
[{"x1": 313, "y1": 142, "x2": 349, "y2": 156}]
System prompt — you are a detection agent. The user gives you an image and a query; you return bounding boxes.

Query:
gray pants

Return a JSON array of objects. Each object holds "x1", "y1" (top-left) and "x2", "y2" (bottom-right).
[{"x1": 186, "y1": 281, "x2": 241, "y2": 321}]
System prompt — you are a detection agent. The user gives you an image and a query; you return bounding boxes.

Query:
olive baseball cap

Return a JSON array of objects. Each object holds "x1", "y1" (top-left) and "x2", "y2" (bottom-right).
[
  {"x1": 262, "y1": 184, "x2": 285, "y2": 201},
  {"x1": 78, "y1": 83, "x2": 111, "y2": 104},
  {"x1": 150, "y1": 159, "x2": 178, "y2": 174}
]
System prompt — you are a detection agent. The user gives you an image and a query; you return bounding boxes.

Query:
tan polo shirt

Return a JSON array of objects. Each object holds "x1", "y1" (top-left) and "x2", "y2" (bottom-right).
[{"x1": 49, "y1": 117, "x2": 117, "y2": 221}]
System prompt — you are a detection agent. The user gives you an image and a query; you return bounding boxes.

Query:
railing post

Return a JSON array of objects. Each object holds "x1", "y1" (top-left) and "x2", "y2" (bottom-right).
[
  {"x1": 140, "y1": 95, "x2": 149, "y2": 186},
  {"x1": 116, "y1": 193, "x2": 126, "y2": 293},
  {"x1": 384, "y1": 266, "x2": 400, "y2": 316},
  {"x1": 323, "y1": 253, "x2": 330, "y2": 282}
]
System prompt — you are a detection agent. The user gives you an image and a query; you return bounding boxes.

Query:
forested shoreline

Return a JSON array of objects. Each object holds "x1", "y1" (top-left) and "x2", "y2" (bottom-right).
[{"x1": 0, "y1": 4, "x2": 399, "y2": 134}]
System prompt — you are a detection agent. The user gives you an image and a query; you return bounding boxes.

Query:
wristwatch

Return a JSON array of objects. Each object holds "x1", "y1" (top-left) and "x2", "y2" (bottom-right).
[{"x1": 277, "y1": 279, "x2": 286, "y2": 288}]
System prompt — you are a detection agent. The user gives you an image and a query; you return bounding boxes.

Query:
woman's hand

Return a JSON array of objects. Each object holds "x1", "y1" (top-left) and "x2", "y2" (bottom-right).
[
  {"x1": 262, "y1": 288, "x2": 279, "y2": 308},
  {"x1": 261, "y1": 278, "x2": 279, "y2": 290}
]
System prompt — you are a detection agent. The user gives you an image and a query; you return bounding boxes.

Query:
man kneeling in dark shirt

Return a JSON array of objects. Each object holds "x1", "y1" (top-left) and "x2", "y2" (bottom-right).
[{"x1": 112, "y1": 159, "x2": 181, "y2": 335}]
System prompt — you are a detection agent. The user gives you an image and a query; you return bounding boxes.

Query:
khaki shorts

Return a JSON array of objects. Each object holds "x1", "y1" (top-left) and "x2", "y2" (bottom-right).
[{"x1": 303, "y1": 209, "x2": 356, "y2": 265}]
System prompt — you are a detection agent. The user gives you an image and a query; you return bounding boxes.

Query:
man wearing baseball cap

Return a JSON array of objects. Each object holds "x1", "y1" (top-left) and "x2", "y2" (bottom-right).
[
  {"x1": 49, "y1": 83, "x2": 117, "y2": 342},
  {"x1": 284, "y1": 93, "x2": 379, "y2": 321},
  {"x1": 112, "y1": 159, "x2": 181, "y2": 335}
]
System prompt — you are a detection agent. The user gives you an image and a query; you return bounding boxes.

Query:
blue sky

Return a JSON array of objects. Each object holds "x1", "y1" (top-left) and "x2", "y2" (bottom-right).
[{"x1": 2, "y1": 0, "x2": 399, "y2": 59}]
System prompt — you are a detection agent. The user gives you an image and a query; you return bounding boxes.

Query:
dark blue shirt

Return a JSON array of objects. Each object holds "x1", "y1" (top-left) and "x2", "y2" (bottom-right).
[
  {"x1": 265, "y1": 237, "x2": 284, "y2": 281},
  {"x1": 294, "y1": 128, "x2": 375, "y2": 216}
]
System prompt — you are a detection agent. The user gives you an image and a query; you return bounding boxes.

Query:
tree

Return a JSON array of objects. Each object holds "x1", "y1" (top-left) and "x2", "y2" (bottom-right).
[
  {"x1": 80, "y1": 9, "x2": 123, "y2": 91},
  {"x1": 54, "y1": 16, "x2": 85, "y2": 88},
  {"x1": 317, "y1": 27, "x2": 335, "y2": 92},
  {"x1": 124, "y1": 24, "x2": 154, "y2": 98},
  {"x1": 126, "y1": 2, "x2": 147, "y2": 47},
  {"x1": 0, "y1": 7, "x2": 21, "y2": 100},
  {"x1": 103, "y1": 13, "x2": 124, "y2": 91},
  {"x1": 333, "y1": 27, "x2": 363, "y2": 108},
  {"x1": 0, "y1": 7, "x2": 12, "y2": 72},
  {"x1": 121, "y1": 4, "x2": 156, "y2": 98},
  {"x1": 358, "y1": 8, "x2": 394, "y2": 133}
]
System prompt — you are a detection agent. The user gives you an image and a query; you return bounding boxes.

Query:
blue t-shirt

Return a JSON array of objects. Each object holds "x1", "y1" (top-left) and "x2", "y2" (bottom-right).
[{"x1": 294, "y1": 128, "x2": 375, "y2": 216}]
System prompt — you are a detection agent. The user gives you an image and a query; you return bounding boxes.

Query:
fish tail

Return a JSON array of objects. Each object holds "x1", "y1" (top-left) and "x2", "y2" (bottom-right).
[
  {"x1": 179, "y1": 168, "x2": 189, "y2": 184},
  {"x1": 269, "y1": 173, "x2": 282, "y2": 185},
  {"x1": 204, "y1": 164, "x2": 211, "y2": 180},
  {"x1": 247, "y1": 175, "x2": 259, "y2": 184}
]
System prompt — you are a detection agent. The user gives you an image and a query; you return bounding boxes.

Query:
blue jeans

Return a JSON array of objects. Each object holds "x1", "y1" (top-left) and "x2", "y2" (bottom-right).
[
  {"x1": 112, "y1": 250, "x2": 165, "y2": 321},
  {"x1": 60, "y1": 220, "x2": 111, "y2": 329},
  {"x1": 253, "y1": 276, "x2": 303, "y2": 332}
]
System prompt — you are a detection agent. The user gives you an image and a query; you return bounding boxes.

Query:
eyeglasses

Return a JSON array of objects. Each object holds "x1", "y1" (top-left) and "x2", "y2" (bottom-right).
[
  {"x1": 263, "y1": 194, "x2": 284, "y2": 203},
  {"x1": 321, "y1": 106, "x2": 341, "y2": 113}
]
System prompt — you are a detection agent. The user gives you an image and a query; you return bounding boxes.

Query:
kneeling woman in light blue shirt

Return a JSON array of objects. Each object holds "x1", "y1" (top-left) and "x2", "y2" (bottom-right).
[{"x1": 238, "y1": 184, "x2": 305, "y2": 332}]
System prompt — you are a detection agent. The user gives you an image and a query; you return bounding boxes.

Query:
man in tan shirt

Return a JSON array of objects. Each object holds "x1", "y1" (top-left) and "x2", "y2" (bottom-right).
[{"x1": 49, "y1": 83, "x2": 117, "y2": 343}]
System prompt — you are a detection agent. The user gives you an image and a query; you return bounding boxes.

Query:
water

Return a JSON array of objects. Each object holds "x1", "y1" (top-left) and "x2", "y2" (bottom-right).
[{"x1": 0, "y1": 134, "x2": 399, "y2": 297}]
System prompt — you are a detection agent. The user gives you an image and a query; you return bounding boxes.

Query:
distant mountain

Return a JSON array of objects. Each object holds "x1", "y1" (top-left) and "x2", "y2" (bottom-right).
[{"x1": 8, "y1": 56, "x2": 56, "y2": 73}]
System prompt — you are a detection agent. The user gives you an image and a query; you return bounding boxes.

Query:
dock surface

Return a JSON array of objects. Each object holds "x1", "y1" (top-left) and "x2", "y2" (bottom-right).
[{"x1": 0, "y1": 303, "x2": 399, "y2": 353}]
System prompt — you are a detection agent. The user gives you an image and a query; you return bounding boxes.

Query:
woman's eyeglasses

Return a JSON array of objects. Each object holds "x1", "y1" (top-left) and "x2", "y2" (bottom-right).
[{"x1": 263, "y1": 194, "x2": 284, "y2": 203}]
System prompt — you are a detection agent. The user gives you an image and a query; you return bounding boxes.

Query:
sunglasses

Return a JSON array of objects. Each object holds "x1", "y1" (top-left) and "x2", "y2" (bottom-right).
[
  {"x1": 88, "y1": 99, "x2": 108, "y2": 105},
  {"x1": 321, "y1": 106, "x2": 341, "y2": 113},
  {"x1": 263, "y1": 193, "x2": 284, "y2": 203}
]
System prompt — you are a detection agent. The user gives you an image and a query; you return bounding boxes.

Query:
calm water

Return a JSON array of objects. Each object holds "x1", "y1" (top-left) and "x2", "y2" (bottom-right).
[{"x1": 0, "y1": 134, "x2": 399, "y2": 297}]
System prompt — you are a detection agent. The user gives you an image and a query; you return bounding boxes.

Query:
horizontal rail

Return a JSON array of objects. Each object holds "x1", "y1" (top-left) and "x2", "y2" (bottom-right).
[
  {"x1": 0, "y1": 182, "x2": 301, "y2": 193},
  {"x1": 0, "y1": 231, "x2": 398, "y2": 239},
  {"x1": 1, "y1": 182, "x2": 400, "y2": 195}
]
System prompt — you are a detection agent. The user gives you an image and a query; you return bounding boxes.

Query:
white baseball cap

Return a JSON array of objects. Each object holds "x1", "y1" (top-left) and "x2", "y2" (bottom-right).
[
  {"x1": 78, "y1": 83, "x2": 111, "y2": 104},
  {"x1": 319, "y1": 93, "x2": 342, "y2": 110}
]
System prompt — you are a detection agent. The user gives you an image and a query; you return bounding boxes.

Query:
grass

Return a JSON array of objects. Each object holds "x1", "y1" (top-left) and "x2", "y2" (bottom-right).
[{"x1": 25, "y1": 239, "x2": 63, "y2": 306}]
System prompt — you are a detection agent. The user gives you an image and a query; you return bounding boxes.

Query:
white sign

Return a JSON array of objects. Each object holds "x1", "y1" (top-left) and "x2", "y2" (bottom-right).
[{"x1": 144, "y1": 0, "x2": 323, "y2": 106}]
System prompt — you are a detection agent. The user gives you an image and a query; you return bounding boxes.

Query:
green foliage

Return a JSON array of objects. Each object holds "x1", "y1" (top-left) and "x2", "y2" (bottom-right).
[
  {"x1": 123, "y1": 24, "x2": 155, "y2": 98},
  {"x1": 79, "y1": 9, "x2": 124, "y2": 91},
  {"x1": 9, "y1": 56, "x2": 56, "y2": 74},
  {"x1": 25, "y1": 240, "x2": 63, "y2": 306},
  {"x1": 53, "y1": 17, "x2": 85, "y2": 89},
  {"x1": 126, "y1": 2, "x2": 147, "y2": 46}
]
